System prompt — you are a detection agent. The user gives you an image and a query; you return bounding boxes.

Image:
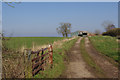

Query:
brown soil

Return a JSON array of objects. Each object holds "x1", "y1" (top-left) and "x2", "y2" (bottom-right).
[
  {"x1": 84, "y1": 37, "x2": 118, "y2": 78},
  {"x1": 61, "y1": 37, "x2": 95, "y2": 78}
]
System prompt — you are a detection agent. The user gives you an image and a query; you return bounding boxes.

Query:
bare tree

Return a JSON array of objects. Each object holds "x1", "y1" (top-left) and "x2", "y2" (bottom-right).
[
  {"x1": 102, "y1": 20, "x2": 116, "y2": 31},
  {"x1": 94, "y1": 29, "x2": 101, "y2": 35},
  {"x1": 56, "y1": 23, "x2": 71, "y2": 37}
]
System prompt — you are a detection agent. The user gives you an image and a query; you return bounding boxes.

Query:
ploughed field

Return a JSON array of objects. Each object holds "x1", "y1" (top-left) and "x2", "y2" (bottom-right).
[{"x1": 3, "y1": 37, "x2": 66, "y2": 50}]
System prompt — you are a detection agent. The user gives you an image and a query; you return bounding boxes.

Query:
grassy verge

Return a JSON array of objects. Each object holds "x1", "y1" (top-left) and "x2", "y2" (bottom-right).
[
  {"x1": 89, "y1": 36, "x2": 119, "y2": 64},
  {"x1": 80, "y1": 38, "x2": 105, "y2": 78},
  {"x1": 33, "y1": 37, "x2": 78, "y2": 78}
]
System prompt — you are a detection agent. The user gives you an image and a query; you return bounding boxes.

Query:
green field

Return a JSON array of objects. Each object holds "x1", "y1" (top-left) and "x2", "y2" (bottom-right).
[
  {"x1": 89, "y1": 36, "x2": 118, "y2": 62},
  {"x1": 4, "y1": 37, "x2": 66, "y2": 50}
]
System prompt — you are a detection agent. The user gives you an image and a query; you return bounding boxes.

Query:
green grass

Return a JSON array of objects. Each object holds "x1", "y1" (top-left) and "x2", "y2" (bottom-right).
[
  {"x1": 89, "y1": 36, "x2": 118, "y2": 62},
  {"x1": 80, "y1": 38, "x2": 105, "y2": 78},
  {"x1": 4, "y1": 37, "x2": 67, "y2": 50},
  {"x1": 33, "y1": 37, "x2": 78, "y2": 78}
]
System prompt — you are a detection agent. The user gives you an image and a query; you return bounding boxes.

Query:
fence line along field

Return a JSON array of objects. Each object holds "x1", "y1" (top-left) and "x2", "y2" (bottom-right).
[{"x1": 4, "y1": 37, "x2": 66, "y2": 51}]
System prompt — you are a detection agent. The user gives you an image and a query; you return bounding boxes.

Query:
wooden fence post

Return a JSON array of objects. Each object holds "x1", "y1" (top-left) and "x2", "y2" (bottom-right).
[
  {"x1": 41, "y1": 48, "x2": 44, "y2": 71},
  {"x1": 49, "y1": 44, "x2": 53, "y2": 68}
]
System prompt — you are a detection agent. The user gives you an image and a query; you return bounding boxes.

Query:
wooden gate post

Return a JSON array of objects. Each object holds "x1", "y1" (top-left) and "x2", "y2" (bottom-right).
[
  {"x1": 41, "y1": 48, "x2": 44, "y2": 71},
  {"x1": 48, "y1": 44, "x2": 53, "y2": 68}
]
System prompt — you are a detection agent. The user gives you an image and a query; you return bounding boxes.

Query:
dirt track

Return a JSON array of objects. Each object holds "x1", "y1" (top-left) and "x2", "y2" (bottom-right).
[
  {"x1": 61, "y1": 37, "x2": 118, "y2": 78},
  {"x1": 61, "y1": 37, "x2": 95, "y2": 78}
]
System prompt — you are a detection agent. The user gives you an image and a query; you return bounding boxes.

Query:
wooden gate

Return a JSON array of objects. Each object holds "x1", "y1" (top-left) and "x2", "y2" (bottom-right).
[{"x1": 24, "y1": 44, "x2": 53, "y2": 76}]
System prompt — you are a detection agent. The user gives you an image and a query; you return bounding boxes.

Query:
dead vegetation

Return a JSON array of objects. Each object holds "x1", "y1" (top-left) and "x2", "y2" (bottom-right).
[{"x1": 2, "y1": 52, "x2": 25, "y2": 78}]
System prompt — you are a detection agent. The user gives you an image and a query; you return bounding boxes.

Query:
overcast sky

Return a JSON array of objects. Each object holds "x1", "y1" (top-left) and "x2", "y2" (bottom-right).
[{"x1": 2, "y1": 2, "x2": 118, "y2": 37}]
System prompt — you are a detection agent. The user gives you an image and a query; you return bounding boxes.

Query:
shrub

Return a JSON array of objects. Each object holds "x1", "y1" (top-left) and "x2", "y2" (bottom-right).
[
  {"x1": 102, "y1": 32, "x2": 108, "y2": 36},
  {"x1": 102, "y1": 28, "x2": 120, "y2": 37}
]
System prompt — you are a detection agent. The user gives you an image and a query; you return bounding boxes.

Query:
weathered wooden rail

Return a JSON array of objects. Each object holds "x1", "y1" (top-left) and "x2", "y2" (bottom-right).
[{"x1": 24, "y1": 44, "x2": 53, "y2": 76}]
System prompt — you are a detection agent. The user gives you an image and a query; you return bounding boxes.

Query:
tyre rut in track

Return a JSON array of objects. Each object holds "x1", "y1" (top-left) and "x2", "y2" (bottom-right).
[{"x1": 61, "y1": 37, "x2": 95, "y2": 78}]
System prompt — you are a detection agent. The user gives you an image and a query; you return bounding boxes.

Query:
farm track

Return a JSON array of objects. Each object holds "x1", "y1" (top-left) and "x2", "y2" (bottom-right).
[
  {"x1": 61, "y1": 37, "x2": 119, "y2": 78},
  {"x1": 84, "y1": 37, "x2": 118, "y2": 78},
  {"x1": 61, "y1": 37, "x2": 95, "y2": 78}
]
